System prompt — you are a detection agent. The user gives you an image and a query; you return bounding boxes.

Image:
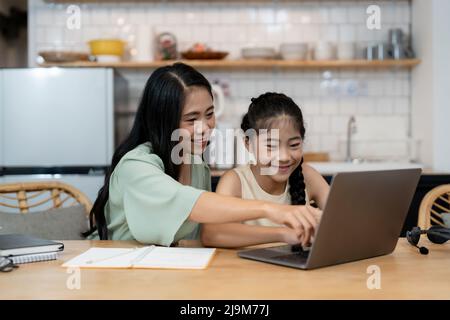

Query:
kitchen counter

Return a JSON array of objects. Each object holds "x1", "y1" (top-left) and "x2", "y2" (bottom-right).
[
  {"x1": 308, "y1": 161, "x2": 424, "y2": 175},
  {"x1": 211, "y1": 161, "x2": 433, "y2": 177}
]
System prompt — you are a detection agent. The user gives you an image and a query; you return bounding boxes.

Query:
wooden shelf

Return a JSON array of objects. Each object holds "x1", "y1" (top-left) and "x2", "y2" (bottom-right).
[{"x1": 40, "y1": 59, "x2": 421, "y2": 70}]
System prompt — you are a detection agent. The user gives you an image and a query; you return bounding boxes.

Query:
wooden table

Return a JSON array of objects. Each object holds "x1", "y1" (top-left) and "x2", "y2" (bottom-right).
[{"x1": 1, "y1": 239, "x2": 449, "y2": 299}]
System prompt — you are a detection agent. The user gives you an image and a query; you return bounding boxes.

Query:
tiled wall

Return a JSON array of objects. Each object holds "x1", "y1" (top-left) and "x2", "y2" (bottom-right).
[{"x1": 29, "y1": 0, "x2": 414, "y2": 162}]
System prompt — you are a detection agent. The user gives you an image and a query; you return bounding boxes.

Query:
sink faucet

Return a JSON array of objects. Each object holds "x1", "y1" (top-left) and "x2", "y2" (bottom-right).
[{"x1": 346, "y1": 116, "x2": 357, "y2": 162}]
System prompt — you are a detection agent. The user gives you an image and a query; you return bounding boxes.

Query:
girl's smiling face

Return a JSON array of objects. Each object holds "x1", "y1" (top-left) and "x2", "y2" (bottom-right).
[
  {"x1": 179, "y1": 86, "x2": 215, "y2": 155},
  {"x1": 248, "y1": 117, "x2": 304, "y2": 183}
]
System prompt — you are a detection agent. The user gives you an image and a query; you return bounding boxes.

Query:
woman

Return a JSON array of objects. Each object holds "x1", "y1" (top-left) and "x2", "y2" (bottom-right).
[{"x1": 85, "y1": 63, "x2": 321, "y2": 247}]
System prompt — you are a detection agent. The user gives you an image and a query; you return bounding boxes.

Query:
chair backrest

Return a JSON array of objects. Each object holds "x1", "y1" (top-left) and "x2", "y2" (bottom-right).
[
  {"x1": 0, "y1": 181, "x2": 92, "y2": 215},
  {"x1": 418, "y1": 184, "x2": 450, "y2": 229}
]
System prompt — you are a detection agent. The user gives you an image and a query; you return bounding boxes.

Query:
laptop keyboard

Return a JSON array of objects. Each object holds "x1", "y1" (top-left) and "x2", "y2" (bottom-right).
[
  {"x1": 273, "y1": 252, "x2": 309, "y2": 263},
  {"x1": 290, "y1": 245, "x2": 311, "y2": 257},
  {"x1": 272, "y1": 245, "x2": 310, "y2": 263},
  {"x1": 238, "y1": 245, "x2": 310, "y2": 265}
]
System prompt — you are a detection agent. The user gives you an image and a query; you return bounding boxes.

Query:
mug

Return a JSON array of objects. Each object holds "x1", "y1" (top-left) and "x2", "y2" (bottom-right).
[
  {"x1": 314, "y1": 42, "x2": 335, "y2": 60},
  {"x1": 366, "y1": 43, "x2": 389, "y2": 60},
  {"x1": 375, "y1": 43, "x2": 389, "y2": 60},
  {"x1": 337, "y1": 42, "x2": 355, "y2": 60},
  {"x1": 389, "y1": 28, "x2": 404, "y2": 45},
  {"x1": 388, "y1": 43, "x2": 414, "y2": 60}
]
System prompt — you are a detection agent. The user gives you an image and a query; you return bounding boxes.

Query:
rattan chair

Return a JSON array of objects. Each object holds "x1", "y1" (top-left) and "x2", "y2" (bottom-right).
[
  {"x1": 418, "y1": 184, "x2": 450, "y2": 229},
  {"x1": 0, "y1": 181, "x2": 92, "y2": 215}
]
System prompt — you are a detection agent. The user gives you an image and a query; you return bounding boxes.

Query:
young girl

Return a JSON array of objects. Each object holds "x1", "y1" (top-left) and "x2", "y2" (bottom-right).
[
  {"x1": 201, "y1": 92, "x2": 330, "y2": 248},
  {"x1": 85, "y1": 64, "x2": 321, "y2": 246}
]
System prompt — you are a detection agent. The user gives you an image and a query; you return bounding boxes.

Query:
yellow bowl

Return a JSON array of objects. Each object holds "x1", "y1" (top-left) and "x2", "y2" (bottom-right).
[{"x1": 88, "y1": 39, "x2": 125, "y2": 56}]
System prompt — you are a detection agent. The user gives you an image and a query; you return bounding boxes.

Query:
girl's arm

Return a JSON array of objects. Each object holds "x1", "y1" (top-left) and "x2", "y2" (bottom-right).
[
  {"x1": 302, "y1": 163, "x2": 330, "y2": 210},
  {"x1": 200, "y1": 170, "x2": 307, "y2": 248}
]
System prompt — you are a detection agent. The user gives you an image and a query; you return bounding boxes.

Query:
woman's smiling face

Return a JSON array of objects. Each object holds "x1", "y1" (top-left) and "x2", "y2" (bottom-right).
[{"x1": 179, "y1": 86, "x2": 215, "y2": 155}]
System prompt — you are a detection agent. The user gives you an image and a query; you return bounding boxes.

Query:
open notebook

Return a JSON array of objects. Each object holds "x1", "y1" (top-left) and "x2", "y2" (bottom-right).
[{"x1": 62, "y1": 246, "x2": 216, "y2": 270}]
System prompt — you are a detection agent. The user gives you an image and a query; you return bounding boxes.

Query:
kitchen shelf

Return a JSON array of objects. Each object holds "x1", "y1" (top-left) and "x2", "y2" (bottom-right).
[{"x1": 40, "y1": 59, "x2": 421, "y2": 70}]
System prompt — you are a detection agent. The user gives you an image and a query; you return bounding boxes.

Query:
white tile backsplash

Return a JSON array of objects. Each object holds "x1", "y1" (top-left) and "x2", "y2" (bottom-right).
[
  {"x1": 35, "y1": 7, "x2": 54, "y2": 26},
  {"x1": 394, "y1": 97, "x2": 410, "y2": 115},
  {"x1": 375, "y1": 98, "x2": 394, "y2": 115},
  {"x1": 330, "y1": 116, "x2": 350, "y2": 135},
  {"x1": 45, "y1": 27, "x2": 64, "y2": 45},
  {"x1": 321, "y1": 134, "x2": 340, "y2": 153},
  {"x1": 311, "y1": 116, "x2": 330, "y2": 134},
  {"x1": 28, "y1": 0, "x2": 413, "y2": 161},
  {"x1": 329, "y1": 6, "x2": 348, "y2": 24},
  {"x1": 338, "y1": 24, "x2": 356, "y2": 42},
  {"x1": 320, "y1": 98, "x2": 340, "y2": 115}
]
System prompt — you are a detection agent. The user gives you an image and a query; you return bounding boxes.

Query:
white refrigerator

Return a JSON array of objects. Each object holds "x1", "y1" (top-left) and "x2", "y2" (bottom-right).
[{"x1": 0, "y1": 68, "x2": 128, "y2": 203}]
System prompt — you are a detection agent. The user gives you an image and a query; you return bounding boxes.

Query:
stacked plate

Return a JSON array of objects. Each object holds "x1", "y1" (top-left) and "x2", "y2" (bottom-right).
[{"x1": 241, "y1": 47, "x2": 277, "y2": 59}]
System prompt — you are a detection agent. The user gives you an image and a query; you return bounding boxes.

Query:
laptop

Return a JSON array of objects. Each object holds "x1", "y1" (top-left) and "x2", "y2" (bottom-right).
[{"x1": 238, "y1": 168, "x2": 421, "y2": 270}]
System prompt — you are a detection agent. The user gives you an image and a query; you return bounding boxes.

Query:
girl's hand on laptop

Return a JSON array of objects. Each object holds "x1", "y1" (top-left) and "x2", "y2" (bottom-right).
[
  {"x1": 279, "y1": 227, "x2": 306, "y2": 245},
  {"x1": 303, "y1": 206, "x2": 322, "y2": 245},
  {"x1": 306, "y1": 205, "x2": 323, "y2": 223},
  {"x1": 265, "y1": 203, "x2": 319, "y2": 246}
]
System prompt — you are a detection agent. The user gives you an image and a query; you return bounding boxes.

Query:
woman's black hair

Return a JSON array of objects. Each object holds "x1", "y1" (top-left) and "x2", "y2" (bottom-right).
[
  {"x1": 240, "y1": 92, "x2": 306, "y2": 205},
  {"x1": 84, "y1": 63, "x2": 212, "y2": 239}
]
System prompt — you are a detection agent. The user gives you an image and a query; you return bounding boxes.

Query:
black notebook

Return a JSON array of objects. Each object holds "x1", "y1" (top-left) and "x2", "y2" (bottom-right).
[{"x1": 0, "y1": 234, "x2": 64, "y2": 257}]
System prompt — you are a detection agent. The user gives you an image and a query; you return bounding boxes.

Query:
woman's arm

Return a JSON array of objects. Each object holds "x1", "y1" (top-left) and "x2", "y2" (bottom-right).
[
  {"x1": 201, "y1": 223, "x2": 297, "y2": 248},
  {"x1": 190, "y1": 171, "x2": 320, "y2": 232},
  {"x1": 118, "y1": 156, "x2": 318, "y2": 246},
  {"x1": 302, "y1": 163, "x2": 330, "y2": 210},
  {"x1": 199, "y1": 170, "x2": 307, "y2": 248}
]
